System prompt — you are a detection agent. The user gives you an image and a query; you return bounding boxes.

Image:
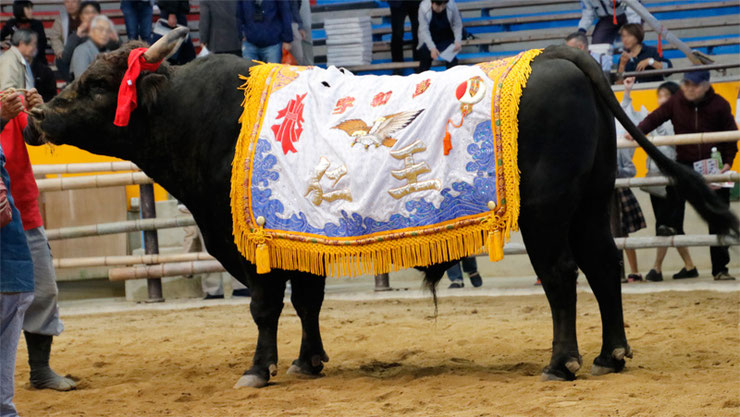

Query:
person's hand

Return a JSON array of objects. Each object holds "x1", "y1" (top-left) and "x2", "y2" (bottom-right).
[
  {"x1": 453, "y1": 41, "x2": 461, "y2": 52},
  {"x1": 283, "y1": 42, "x2": 292, "y2": 51},
  {"x1": 1, "y1": 40, "x2": 10, "y2": 50},
  {"x1": 110, "y1": 28, "x2": 119, "y2": 42},
  {"x1": 77, "y1": 20, "x2": 89, "y2": 36},
  {"x1": 431, "y1": 48, "x2": 440, "y2": 59},
  {"x1": 299, "y1": 29, "x2": 306, "y2": 40},
  {"x1": 624, "y1": 132, "x2": 634, "y2": 141},
  {"x1": 720, "y1": 163, "x2": 731, "y2": 173},
  {"x1": 55, "y1": 50, "x2": 63, "y2": 59},
  {"x1": 619, "y1": 51, "x2": 631, "y2": 64},
  {"x1": 25, "y1": 88, "x2": 42, "y2": 111},
  {"x1": 623, "y1": 76, "x2": 635, "y2": 93},
  {"x1": 167, "y1": 14, "x2": 178, "y2": 28},
  {"x1": 0, "y1": 90, "x2": 24, "y2": 122},
  {"x1": 636, "y1": 58, "x2": 652, "y2": 71}
]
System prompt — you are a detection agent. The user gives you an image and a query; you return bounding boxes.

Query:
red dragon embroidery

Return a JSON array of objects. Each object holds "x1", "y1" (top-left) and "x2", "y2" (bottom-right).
[{"x1": 271, "y1": 93, "x2": 307, "y2": 154}]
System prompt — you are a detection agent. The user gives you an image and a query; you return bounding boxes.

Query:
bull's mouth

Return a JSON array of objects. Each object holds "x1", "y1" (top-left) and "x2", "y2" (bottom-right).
[{"x1": 24, "y1": 107, "x2": 56, "y2": 146}]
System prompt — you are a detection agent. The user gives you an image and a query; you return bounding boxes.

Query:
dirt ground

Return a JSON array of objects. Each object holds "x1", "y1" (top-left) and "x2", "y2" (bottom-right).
[{"x1": 12, "y1": 290, "x2": 740, "y2": 417}]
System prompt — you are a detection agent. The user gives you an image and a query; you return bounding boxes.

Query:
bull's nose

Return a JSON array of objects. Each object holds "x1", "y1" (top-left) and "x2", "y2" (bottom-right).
[{"x1": 29, "y1": 106, "x2": 45, "y2": 120}]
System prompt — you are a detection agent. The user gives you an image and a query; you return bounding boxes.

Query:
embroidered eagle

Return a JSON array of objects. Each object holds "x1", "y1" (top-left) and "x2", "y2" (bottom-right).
[{"x1": 332, "y1": 109, "x2": 424, "y2": 149}]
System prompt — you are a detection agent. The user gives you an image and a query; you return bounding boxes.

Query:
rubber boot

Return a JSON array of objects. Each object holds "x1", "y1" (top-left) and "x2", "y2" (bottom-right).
[{"x1": 24, "y1": 332, "x2": 77, "y2": 391}]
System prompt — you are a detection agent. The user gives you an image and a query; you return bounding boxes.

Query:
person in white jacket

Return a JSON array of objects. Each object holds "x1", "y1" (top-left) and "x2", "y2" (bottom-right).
[
  {"x1": 416, "y1": 0, "x2": 462, "y2": 72},
  {"x1": 620, "y1": 77, "x2": 697, "y2": 282},
  {"x1": 577, "y1": 0, "x2": 641, "y2": 45}
]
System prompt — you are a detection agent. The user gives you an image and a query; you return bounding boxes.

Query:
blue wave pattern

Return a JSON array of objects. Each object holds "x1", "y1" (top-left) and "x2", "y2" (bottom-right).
[{"x1": 250, "y1": 120, "x2": 497, "y2": 237}]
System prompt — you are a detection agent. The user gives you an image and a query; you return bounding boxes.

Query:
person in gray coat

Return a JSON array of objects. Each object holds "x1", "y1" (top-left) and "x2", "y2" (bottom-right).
[
  {"x1": 416, "y1": 0, "x2": 462, "y2": 72},
  {"x1": 199, "y1": 0, "x2": 241, "y2": 56}
]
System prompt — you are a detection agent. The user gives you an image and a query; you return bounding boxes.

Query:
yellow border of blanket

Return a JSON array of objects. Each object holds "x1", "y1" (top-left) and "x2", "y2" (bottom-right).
[{"x1": 231, "y1": 49, "x2": 542, "y2": 276}]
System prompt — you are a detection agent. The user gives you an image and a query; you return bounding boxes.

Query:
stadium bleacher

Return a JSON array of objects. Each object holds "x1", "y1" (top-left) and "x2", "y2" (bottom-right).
[{"x1": 1, "y1": 0, "x2": 738, "y2": 79}]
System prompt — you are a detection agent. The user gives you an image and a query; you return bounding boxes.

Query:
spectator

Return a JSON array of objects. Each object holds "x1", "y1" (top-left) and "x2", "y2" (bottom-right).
[
  {"x1": 617, "y1": 23, "x2": 672, "y2": 84},
  {"x1": 297, "y1": 0, "x2": 313, "y2": 65},
  {"x1": 121, "y1": 0, "x2": 153, "y2": 42},
  {"x1": 1, "y1": 88, "x2": 77, "y2": 392},
  {"x1": 614, "y1": 127, "x2": 646, "y2": 283},
  {"x1": 199, "y1": 0, "x2": 241, "y2": 56},
  {"x1": 0, "y1": 30, "x2": 37, "y2": 92},
  {"x1": 389, "y1": 0, "x2": 421, "y2": 75},
  {"x1": 156, "y1": 0, "x2": 195, "y2": 65},
  {"x1": 237, "y1": 0, "x2": 293, "y2": 63},
  {"x1": 70, "y1": 15, "x2": 118, "y2": 80},
  {"x1": 565, "y1": 31, "x2": 611, "y2": 76},
  {"x1": 0, "y1": 1, "x2": 48, "y2": 69},
  {"x1": 288, "y1": 0, "x2": 307, "y2": 65},
  {"x1": 417, "y1": 0, "x2": 462, "y2": 73},
  {"x1": 577, "y1": 0, "x2": 641, "y2": 45},
  {"x1": 0, "y1": 1, "x2": 56, "y2": 101},
  {"x1": 58, "y1": 1, "x2": 107, "y2": 81},
  {"x1": 621, "y1": 80, "x2": 698, "y2": 282},
  {"x1": 49, "y1": 0, "x2": 82, "y2": 60},
  {"x1": 0, "y1": 89, "x2": 35, "y2": 417},
  {"x1": 446, "y1": 257, "x2": 482, "y2": 289},
  {"x1": 630, "y1": 70, "x2": 738, "y2": 281}
]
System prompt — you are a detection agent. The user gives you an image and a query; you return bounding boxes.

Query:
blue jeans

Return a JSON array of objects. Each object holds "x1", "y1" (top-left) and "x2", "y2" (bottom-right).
[
  {"x1": 242, "y1": 41, "x2": 282, "y2": 64},
  {"x1": 121, "y1": 0, "x2": 153, "y2": 42},
  {"x1": 447, "y1": 257, "x2": 478, "y2": 282}
]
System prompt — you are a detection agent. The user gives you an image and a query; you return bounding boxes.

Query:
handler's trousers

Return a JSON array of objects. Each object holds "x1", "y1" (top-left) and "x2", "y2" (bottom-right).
[
  {"x1": 22, "y1": 227, "x2": 63, "y2": 336},
  {"x1": 1, "y1": 292, "x2": 34, "y2": 417}
]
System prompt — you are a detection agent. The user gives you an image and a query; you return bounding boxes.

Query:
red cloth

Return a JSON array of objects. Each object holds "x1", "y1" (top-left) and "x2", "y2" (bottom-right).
[
  {"x1": 114, "y1": 47, "x2": 162, "y2": 127},
  {"x1": 0, "y1": 111, "x2": 43, "y2": 231}
]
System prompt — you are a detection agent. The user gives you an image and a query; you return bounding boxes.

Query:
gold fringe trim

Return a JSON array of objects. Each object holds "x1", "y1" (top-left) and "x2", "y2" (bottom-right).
[{"x1": 231, "y1": 51, "x2": 542, "y2": 276}]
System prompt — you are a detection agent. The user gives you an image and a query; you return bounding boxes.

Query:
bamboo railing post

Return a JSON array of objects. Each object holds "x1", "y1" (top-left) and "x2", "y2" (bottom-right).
[{"x1": 139, "y1": 184, "x2": 164, "y2": 303}]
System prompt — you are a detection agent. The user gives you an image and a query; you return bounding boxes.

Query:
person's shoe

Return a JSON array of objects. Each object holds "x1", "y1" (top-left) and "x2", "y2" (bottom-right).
[
  {"x1": 627, "y1": 273, "x2": 643, "y2": 283},
  {"x1": 469, "y1": 272, "x2": 483, "y2": 288},
  {"x1": 24, "y1": 332, "x2": 77, "y2": 391},
  {"x1": 673, "y1": 267, "x2": 699, "y2": 279},
  {"x1": 620, "y1": 275, "x2": 629, "y2": 283},
  {"x1": 645, "y1": 269, "x2": 663, "y2": 282},
  {"x1": 203, "y1": 293, "x2": 225, "y2": 300},
  {"x1": 714, "y1": 271, "x2": 736, "y2": 281},
  {"x1": 232, "y1": 288, "x2": 251, "y2": 297},
  {"x1": 448, "y1": 281, "x2": 464, "y2": 289}
]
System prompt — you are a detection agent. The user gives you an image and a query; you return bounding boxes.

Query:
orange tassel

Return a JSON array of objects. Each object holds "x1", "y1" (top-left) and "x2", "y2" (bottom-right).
[
  {"x1": 657, "y1": 33, "x2": 663, "y2": 57},
  {"x1": 255, "y1": 242, "x2": 271, "y2": 274},
  {"x1": 487, "y1": 229, "x2": 504, "y2": 262},
  {"x1": 612, "y1": 0, "x2": 617, "y2": 25},
  {"x1": 443, "y1": 130, "x2": 452, "y2": 155}
]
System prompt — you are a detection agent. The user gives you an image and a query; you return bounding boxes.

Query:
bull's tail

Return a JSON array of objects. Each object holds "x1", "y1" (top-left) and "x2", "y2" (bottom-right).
[{"x1": 540, "y1": 45, "x2": 739, "y2": 238}]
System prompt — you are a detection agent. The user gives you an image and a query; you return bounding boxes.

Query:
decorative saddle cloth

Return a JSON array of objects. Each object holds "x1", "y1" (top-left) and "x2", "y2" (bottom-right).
[{"x1": 231, "y1": 49, "x2": 542, "y2": 276}]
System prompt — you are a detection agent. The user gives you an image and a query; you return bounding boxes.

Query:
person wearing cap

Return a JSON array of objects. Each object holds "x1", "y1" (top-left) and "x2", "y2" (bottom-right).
[{"x1": 628, "y1": 70, "x2": 738, "y2": 281}]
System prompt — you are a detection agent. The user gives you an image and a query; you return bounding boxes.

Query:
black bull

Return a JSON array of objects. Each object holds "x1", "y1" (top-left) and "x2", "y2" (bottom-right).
[{"x1": 24, "y1": 39, "x2": 738, "y2": 387}]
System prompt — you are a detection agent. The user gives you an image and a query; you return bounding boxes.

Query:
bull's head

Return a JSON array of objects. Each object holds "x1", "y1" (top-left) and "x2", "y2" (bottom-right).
[{"x1": 24, "y1": 27, "x2": 189, "y2": 157}]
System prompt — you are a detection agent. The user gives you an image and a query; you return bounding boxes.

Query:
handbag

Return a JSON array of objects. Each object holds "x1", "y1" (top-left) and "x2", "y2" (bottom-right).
[{"x1": 0, "y1": 175, "x2": 12, "y2": 228}]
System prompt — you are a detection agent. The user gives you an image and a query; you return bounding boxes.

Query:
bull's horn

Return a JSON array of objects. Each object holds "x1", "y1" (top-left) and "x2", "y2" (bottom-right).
[{"x1": 143, "y1": 26, "x2": 189, "y2": 63}]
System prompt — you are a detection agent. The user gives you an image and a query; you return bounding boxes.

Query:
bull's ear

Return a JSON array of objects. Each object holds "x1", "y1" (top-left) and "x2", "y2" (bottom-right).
[
  {"x1": 138, "y1": 73, "x2": 169, "y2": 111},
  {"x1": 144, "y1": 26, "x2": 189, "y2": 63}
]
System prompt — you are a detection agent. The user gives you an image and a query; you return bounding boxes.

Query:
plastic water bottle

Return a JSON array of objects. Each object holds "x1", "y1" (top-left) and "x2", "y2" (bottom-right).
[{"x1": 711, "y1": 147, "x2": 723, "y2": 168}]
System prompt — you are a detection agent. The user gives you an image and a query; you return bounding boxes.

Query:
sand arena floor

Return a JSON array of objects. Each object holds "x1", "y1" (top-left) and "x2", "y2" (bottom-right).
[{"x1": 11, "y1": 290, "x2": 740, "y2": 417}]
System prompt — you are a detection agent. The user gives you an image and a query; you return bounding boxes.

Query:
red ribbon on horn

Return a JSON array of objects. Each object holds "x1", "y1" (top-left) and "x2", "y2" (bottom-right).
[
  {"x1": 657, "y1": 33, "x2": 663, "y2": 57},
  {"x1": 114, "y1": 47, "x2": 162, "y2": 127}
]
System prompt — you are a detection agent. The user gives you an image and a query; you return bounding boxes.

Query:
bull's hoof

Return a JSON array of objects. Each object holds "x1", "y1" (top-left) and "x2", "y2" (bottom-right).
[
  {"x1": 591, "y1": 346, "x2": 633, "y2": 376},
  {"x1": 541, "y1": 356, "x2": 581, "y2": 381},
  {"x1": 287, "y1": 354, "x2": 328, "y2": 377},
  {"x1": 233, "y1": 374, "x2": 268, "y2": 388}
]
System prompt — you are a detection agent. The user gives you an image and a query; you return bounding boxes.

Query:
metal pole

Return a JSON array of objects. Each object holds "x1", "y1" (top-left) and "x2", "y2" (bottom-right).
[{"x1": 139, "y1": 184, "x2": 164, "y2": 302}]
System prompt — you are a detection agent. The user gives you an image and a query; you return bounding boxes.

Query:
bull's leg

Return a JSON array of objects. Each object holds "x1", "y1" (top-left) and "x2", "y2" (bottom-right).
[
  {"x1": 520, "y1": 210, "x2": 582, "y2": 381},
  {"x1": 570, "y1": 207, "x2": 631, "y2": 376},
  {"x1": 234, "y1": 269, "x2": 287, "y2": 388},
  {"x1": 286, "y1": 273, "x2": 329, "y2": 376}
]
